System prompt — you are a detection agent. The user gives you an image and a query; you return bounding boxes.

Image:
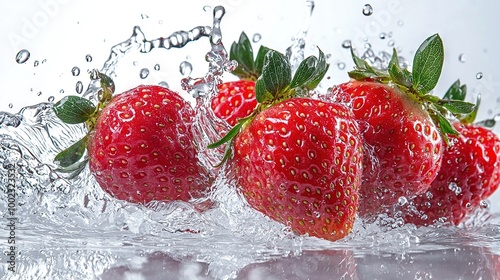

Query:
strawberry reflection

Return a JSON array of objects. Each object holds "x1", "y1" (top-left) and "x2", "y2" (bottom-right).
[{"x1": 236, "y1": 250, "x2": 358, "y2": 280}]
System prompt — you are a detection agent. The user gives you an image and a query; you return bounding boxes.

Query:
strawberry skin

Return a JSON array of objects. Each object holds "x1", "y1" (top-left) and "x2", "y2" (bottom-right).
[
  {"x1": 336, "y1": 81, "x2": 444, "y2": 217},
  {"x1": 404, "y1": 123, "x2": 500, "y2": 226},
  {"x1": 88, "y1": 85, "x2": 210, "y2": 204},
  {"x1": 212, "y1": 80, "x2": 257, "y2": 126},
  {"x1": 233, "y1": 98, "x2": 363, "y2": 241}
]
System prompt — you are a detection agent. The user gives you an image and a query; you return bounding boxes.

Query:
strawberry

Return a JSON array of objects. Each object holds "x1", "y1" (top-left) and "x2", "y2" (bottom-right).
[
  {"x1": 235, "y1": 250, "x2": 357, "y2": 279},
  {"x1": 211, "y1": 32, "x2": 266, "y2": 126},
  {"x1": 233, "y1": 98, "x2": 363, "y2": 241},
  {"x1": 330, "y1": 34, "x2": 476, "y2": 218},
  {"x1": 210, "y1": 47, "x2": 364, "y2": 241},
  {"x1": 212, "y1": 80, "x2": 257, "y2": 126},
  {"x1": 53, "y1": 73, "x2": 210, "y2": 204},
  {"x1": 402, "y1": 81, "x2": 500, "y2": 226}
]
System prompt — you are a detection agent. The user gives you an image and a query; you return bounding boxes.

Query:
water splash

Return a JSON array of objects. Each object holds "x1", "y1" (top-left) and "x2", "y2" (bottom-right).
[
  {"x1": 180, "y1": 6, "x2": 238, "y2": 169},
  {"x1": 1, "y1": 3, "x2": 500, "y2": 280},
  {"x1": 286, "y1": 0, "x2": 315, "y2": 71}
]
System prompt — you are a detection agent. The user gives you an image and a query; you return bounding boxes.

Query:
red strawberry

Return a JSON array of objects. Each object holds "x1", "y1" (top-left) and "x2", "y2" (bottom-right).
[
  {"x1": 212, "y1": 80, "x2": 257, "y2": 126},
  {"x1": 53, "y1": 74, "x2": 210, "y2": 204},
  {"x1": 403, "y1": 122, "x2": 500, "y2": 226},
  {"x1": 210, "y1": 32, "x2": 266, "y2": 127},
  {"x1": 402, "y1": 82, "x2": 500, "y2": 226},
  {"x1": 209, "y1": 47, "x2": 362, "y2": 241},
  {"x1": 331, "y1": 34, "x2": 475, "y2": 218},
  {"x1": 336, "y1": 81, "x2": 443, "y2": 216},
  {"x1": 233, "y1": 98, "x2": 363, "y2": 241}
]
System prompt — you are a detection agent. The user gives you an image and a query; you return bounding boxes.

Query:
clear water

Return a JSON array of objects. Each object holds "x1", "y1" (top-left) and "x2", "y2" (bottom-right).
[{"x1": 1, "y1": 3, "x2": 500, "y2": 280}]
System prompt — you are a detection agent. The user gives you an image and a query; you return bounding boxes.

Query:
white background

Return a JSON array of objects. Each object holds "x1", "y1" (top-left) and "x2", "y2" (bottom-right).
[{"x1": 0, "y1": 0, "x2": 499, "y2": 211}]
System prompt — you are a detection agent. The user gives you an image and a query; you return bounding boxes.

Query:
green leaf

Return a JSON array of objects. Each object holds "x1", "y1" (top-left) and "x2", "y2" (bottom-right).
[
  {"x1": 259, "y1": 50, "x2": 292, "y2": 97},
  {"x1": 443, "y1": 80, "x2": 466, "y2": 101},
  {"x1": 255, "y1": 78, "x2": 274, "y2": 103},
  {"x1": 254, "y1": 45, "x2": 271, "y2": 76},
  {"x1": 436, "y1": 112, "x2": 458, "y2": 136},
  {"x1": 236, "y1": 32, "x2": 254, "y2": 72},
  {"x1": 388, "y1": 48, "x2": 412, "y2": 88},
  {"x1": 207, "y1": 121, "x2": 244, "y2": 149},
  {"x1": 229, "y1": 32, "x2": 257, "y2": 79},
  {"x1": 437, "y1": 99, "x2": 476, "y2": 115},
  {"x1": 461, "y1": 94, "x2": 480, "y2": 124},
  {"x1": 350, "y1": 47, "x2": 370, "y2": 70},
  {"x1": 54, "y1": 136, "x2": 88, "y2": 167},
  {"x1": 412, "y1": 34, "x2": 444, "y2": 94},
  {"x1": 98, "y1": 72, "x2": 115, "y2": 94},
  {"x1": 348, "y1": 70, "x2": 377, "y2": 80},
  {"x1": 304, "y1": 48, "x2": 329, "y2": 90},
  {"x1": 289, "y1": 56, "x2": 318, "y2": 89},
  {"x1": 53, "y1": 96, "x2": 96, "y2": 124}
]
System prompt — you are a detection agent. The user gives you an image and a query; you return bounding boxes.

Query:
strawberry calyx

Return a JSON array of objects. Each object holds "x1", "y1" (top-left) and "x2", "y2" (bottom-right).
[
  {"x1": 443, "y1": 79, "x2": 499, "y2": 129},
  {"x1": 208, "y1": 47, "x2": 329, "y2": 151},
  {"x1": 52, "y1": 71, "x2": 115, "y2": 176},
  {"x1": 348, "y1": 34, "x2": 476, "y2": 144},
  {"x1": 229, "y1": 31, "x2": 270, "y2": 81}
]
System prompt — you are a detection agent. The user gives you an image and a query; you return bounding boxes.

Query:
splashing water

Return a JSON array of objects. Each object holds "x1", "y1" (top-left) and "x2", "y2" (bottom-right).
[
  {"x1": 286, "y1": 0, "x2": 315, "y2": 71},
  {"x1": 1, "y1": 3, "x2": 500, "y2": 280}
]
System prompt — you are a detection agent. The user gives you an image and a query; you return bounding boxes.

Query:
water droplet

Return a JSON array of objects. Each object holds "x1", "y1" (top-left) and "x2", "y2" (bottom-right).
[
  {"x1": 8, "y1": 103, "x2": 13, "y2": 109},
  {"x1": 448, "y1": 182, "x2": 462, "y2": 195},
  {"x1": 362, "y1": 4, "x2": 373, "y2": 16},
  {"x1": 154, "y1": 64, "x2": 160, "y2": 71},
  {"x1": 85, "y1": 54, "x2": 92, "y2": 62},
  {"x1": 179, "y1": 61, "x2": 193, "y2": 76},
  {"x1": 341, "y1": 40, "x2": 352, "y2": 49},
  {"x1": 158, "y1": 20, "x2": 163, "y2": 24},
  {"x1": 397, "y1": 20, "x2": 404, "y2": 26},
  {"x1": 480, "y1": 200, "x2": 490, "y2": 209},
  {"x1": 203, "y1": 5, "x2": 212, "y2": 12},
  {"x1": 34, "y1": 60, "x2": 39, "y2": 67},
  {"x1": 387, "y1": 40, "x2": 395, "y2": 47},
  {"x1": 15, "y1": 49, "x2": 30, "y2": 64},
  {"x1": 140, "y1": 14, "x2": 149, "y2": 19},
  {"x1": 252, "y1": 33, "x2": 262, "y2": 43},
  {"x1": 465, "y1": 202, "x2": 472, "y2": 208},
  {"x1": 476, "y1": 72, "x2": 483, "y2": 79},
  {"x1": 364, "y1": 43, "x2": 372, "y2": 50},
  {"x1": 71, "y1": 66, "x2": 80, "y2": 76},
  {"x1": 458, "y1": 53, "x2": 466, "y2": 63},
  {"x1": 379, "y1": 32, "x2": 386, "y2": 40},
  {"x1": 75, "y1": 81, "x2": 83, "y2": 94},
  {"x1": 337, "y1": 62, "x2": 346, "y2": 70},
  {"x1": 158, "y1": 81, "x2": 169, "y2": 88},
  {"x1": 48, "y1": 96, "x2": 55, "y2": 102},
  {"x1": 398, "y1": 196, "x2": 408, "y2": 206},
  {"x1": 59, "y1": 89, "x2": 65, "y2": 94},
  {"x1": 133, "y1": 61, "x2": 138, "y2": 66},
  {"x1": 139, "y1": 68, "x2": 150, "y2": 79},
  {"x1": 37, "y1": 91, "x2": 42, "y2": 96},
  {"x1": 42, "y1": 59, "x2": 47, "y2": 64}
]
